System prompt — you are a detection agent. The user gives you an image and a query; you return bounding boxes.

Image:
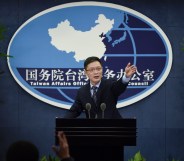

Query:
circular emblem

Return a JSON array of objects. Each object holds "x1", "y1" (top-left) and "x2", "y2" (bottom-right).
[{"x1": 8, "y1": 2, "x2": 172, "y2": 109}]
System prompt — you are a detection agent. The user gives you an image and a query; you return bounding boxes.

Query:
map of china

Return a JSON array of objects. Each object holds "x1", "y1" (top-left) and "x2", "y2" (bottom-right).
[{"x1": 48, "y1": 14, "x2": 114, "y2": 62}]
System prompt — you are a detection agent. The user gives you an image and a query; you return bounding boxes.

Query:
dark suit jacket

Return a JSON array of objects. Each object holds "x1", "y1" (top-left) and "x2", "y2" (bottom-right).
[{"x1": 65, "y1": 77, "x2": 128, "y2": 119}]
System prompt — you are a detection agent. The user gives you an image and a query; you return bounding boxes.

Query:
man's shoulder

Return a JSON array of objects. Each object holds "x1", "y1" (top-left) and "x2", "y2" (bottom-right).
[
  {"x1": 101, "y1": 77, "x2": 119, "y2": 84},
  {"x1": 79, "y1": 82, "x2": 90, "y2": 91}
]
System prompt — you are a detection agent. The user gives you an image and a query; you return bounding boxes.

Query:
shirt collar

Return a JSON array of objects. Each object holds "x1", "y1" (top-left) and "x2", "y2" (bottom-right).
[{"x1": 90, "y1": 81, "x2": 101, "y2": 89}]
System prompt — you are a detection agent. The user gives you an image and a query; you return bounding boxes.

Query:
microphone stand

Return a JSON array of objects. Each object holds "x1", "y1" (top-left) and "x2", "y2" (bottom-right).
[
  {"x1": 100, "y1": 103, "x2": 106, "y2": 119},
  {"x1": 86, "y1": 103, "x2": 91, "y2": 119}
]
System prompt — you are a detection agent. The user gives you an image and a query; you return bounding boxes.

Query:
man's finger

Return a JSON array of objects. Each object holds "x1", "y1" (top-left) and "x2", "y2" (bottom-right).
[
  {"x1": 126, "y1": 62, "x2": 131, "y2": 67},
  {"x1": 62, "y1": 133, "x2": 68, "y2": 144},
  {"x1": 58, "y1": 131, "x2": 65, "y2": 146}
]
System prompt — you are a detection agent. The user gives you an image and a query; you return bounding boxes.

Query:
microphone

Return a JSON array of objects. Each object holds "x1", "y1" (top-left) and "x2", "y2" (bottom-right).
[
  {"x1": 85, "y1": 103, "x2": 91, "y2": 119},
  {"x1": 100, "y1": 103, "x2": 106, "y2": 119}
]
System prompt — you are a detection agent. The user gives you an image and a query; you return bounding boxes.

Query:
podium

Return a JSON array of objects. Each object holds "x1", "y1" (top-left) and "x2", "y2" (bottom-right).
[{"x1": 55, "y1": 118, "x2": 137, "y2": 161}]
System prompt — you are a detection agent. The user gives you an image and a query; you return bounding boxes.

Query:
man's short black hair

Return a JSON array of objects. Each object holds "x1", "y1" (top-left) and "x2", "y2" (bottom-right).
[
  {"x1": 6, "y1": 140, "x2": 39, "y2": 161},
  {"x1": 84, "y1": 56, "x2": 102, "y2": 69}
]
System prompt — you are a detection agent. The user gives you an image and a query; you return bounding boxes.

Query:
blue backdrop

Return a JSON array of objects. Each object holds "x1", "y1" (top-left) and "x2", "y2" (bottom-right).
[{"x1": 0, "y1": 0, "x2": 184, "y2": 161}]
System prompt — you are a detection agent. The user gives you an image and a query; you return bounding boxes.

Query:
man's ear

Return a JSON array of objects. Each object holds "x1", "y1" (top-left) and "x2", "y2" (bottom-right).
[
  {"x1": 84, "y1": 70, "x2": 89, "y2": 79},
  {"x1": 84, "y1": 69, "x2": 87, "y2": 75}
]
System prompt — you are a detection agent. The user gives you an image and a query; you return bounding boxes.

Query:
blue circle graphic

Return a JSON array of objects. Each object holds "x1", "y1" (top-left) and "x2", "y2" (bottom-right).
[{"x1": 8, "y1": 2, "x2": 172, "y2": 109}]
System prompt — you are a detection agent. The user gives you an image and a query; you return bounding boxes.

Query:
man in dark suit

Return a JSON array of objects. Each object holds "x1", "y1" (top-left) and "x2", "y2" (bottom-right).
[{"x1": 65, "y1": 56, "x2": 137, "y2": 119}]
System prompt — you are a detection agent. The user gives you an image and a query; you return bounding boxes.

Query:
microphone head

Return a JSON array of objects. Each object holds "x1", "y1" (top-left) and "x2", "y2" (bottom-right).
[
  {"x1": 100, "y1": 103, "x2": 106, "y2": 111},
  {"x1": 85, "y1": 103, "x2": 91, "y2": 111}
]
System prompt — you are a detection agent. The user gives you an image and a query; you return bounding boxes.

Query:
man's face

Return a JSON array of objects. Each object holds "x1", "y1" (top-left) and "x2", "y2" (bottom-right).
[{"x1": 85, "y1": 61, "x2": 103, "y2": 85}]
